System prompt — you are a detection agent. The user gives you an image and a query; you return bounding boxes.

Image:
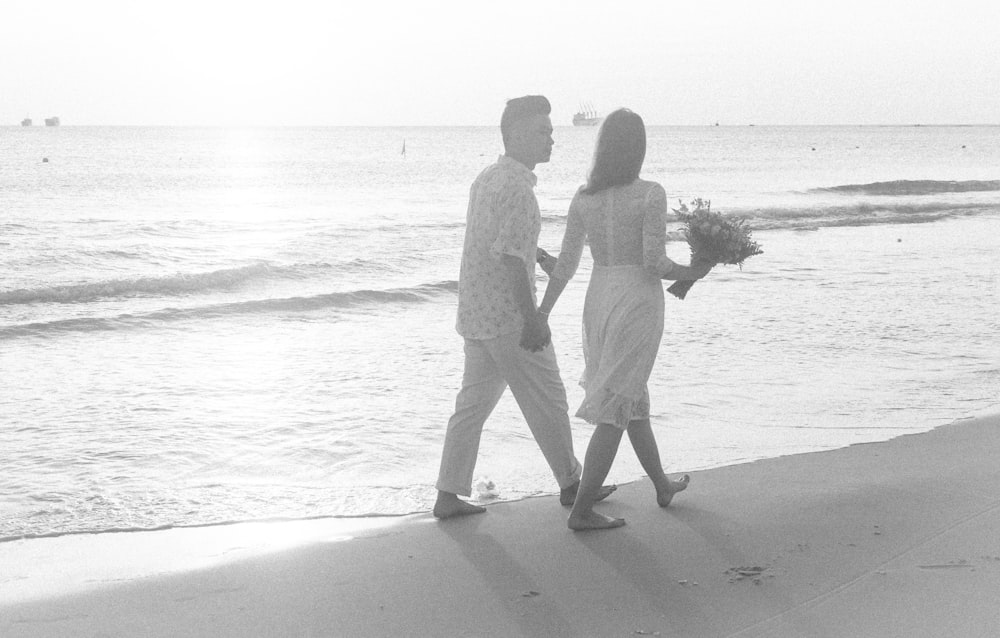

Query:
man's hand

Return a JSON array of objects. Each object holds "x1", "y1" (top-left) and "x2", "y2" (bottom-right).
[
  {"x1": 536, "y1": 248, "x2": 558, "y2": 276},
  {"x1": 519, "y1": 312, "x2": 551, "y2": 352},
  {"x1": 502, "y1": 253, "x2": 552, "y2": 351}
]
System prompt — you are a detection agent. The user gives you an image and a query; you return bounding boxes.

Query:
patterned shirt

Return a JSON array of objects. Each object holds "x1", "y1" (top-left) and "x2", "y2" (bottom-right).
[{"x1": 456, "y1": 155, "x2": 541, "y2": 339}]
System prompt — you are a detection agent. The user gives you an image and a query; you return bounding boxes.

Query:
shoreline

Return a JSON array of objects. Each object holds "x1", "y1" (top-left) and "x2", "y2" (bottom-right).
[
  {"x1": 5, "y1": 406, "x2": 994, "y2": 545},
  {"x1": 0, "y1": 512, "x2": 420, "y2": 546},
  {"x1": 3, "y1": 412, "x2": 999, "y2": 637}
]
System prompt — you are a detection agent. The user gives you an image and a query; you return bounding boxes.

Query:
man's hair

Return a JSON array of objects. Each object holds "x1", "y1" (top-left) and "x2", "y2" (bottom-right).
[
  {"x1": 582, "y1": 108, "x2": 646, "y2": 195},
  {"x1": 500, "y1": 95, "x2": 551, "y2": 147}
]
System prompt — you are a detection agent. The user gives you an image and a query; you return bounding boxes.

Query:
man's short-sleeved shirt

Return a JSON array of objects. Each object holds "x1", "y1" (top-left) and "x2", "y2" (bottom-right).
[{"x1": 456, "y1": 155, "x2": 540, "y2": 339}]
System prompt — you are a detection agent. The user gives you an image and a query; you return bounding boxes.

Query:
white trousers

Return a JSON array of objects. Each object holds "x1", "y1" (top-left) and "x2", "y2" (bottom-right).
[{"x1": 436, "y1": 332, "x2": 583, "y2": 496}]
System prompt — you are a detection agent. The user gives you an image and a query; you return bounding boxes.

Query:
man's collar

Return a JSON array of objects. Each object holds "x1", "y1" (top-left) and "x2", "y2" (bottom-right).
[{"x1": 498, "y1": 155, "x2": 537, "y2": 186}]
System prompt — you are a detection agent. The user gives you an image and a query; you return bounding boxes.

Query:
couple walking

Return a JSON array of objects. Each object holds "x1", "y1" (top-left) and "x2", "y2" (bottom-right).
[{"x1": 434, "y1": 96, "x2": 713, "y2": 530}]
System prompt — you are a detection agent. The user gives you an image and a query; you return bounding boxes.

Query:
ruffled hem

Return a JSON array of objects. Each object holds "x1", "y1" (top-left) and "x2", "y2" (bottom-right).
[{"x1": 576, "y1": 387, "x2": 650, "y2": 430}]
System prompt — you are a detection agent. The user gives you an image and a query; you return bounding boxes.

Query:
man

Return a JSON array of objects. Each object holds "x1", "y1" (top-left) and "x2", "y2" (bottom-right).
[{"x1": 434, "y1": 95, "x2": 614, "y2": 519}]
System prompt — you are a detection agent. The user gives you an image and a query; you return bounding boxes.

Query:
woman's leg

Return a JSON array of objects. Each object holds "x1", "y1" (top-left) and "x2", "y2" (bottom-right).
[
  {"x1": 568, "y1": 423, "x2": 626, "y2": 530},
  {"x1": 626, "y1": 418, "x2": 689, "y2": 507}
]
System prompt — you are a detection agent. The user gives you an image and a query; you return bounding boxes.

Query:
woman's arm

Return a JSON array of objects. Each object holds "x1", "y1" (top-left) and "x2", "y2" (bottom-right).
[
  {"x1": 538, "y1": 191, "x2": 587, "y2": 315},
  {"x1": 660, "y1": 257, "x2": 714, "y2": 281},
  {"x1": 538, "y1": 274, "x2": 569, "y2": 317}
]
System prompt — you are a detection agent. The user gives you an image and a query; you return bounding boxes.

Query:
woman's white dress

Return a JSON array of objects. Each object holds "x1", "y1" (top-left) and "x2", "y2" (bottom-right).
[{"x1": 552, "y1": 179, "x2": 677, "y2": 429}]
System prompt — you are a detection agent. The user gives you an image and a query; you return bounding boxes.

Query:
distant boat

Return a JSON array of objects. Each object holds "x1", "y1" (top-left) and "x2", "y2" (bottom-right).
[
  {"x1": 45, "y1": 116, "x2": 60, "y2": 127},
  {"x1": 21, "y1": 117, "x2": 32, "y2": 126},
  {"x1": 572, "y1": 103, "x2": 601, "y2": 126}
]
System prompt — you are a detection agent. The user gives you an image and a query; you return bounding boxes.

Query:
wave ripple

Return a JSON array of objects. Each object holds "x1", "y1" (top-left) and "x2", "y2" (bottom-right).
[{"x1": 812, "y1": 179, "x2": 1000, "y2": 196}]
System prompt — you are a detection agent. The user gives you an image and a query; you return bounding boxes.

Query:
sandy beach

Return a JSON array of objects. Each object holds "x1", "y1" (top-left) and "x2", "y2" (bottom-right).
[{"x1": 3, "y1": 413, "x2": 999, "y2": 638}]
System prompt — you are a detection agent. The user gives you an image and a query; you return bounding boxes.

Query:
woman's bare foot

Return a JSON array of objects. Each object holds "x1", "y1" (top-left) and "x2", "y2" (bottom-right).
[
  {"x1": 433, "y1": 491, "x2": 486, "y2": 519},
  {"x1": 568, "y1": 510, "x2": 626, "y2": 531},
  {"x1": 560, "y1": 481, "x2": 617, "y2": 506},
  {"x1": 656, "y1": 474, "x2": 690, "y2": 508}
]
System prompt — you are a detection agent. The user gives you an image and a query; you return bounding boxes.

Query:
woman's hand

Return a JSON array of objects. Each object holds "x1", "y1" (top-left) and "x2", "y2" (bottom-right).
[{"x1": 689, "y1": 254, "x2": 716, "y2": 279}]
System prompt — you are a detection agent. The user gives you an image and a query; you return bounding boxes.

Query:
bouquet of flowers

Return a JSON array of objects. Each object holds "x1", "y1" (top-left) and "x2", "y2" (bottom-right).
[{"x1": 667, "y1": 198, "x2": 763, "y2": 299}]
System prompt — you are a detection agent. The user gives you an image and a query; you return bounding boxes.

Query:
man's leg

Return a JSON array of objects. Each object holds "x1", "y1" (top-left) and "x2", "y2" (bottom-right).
[
  {"x1": 487, "y1": 333, "x2": 582, "y2": 491},
  {"x1": 434, "y1": 338, "x2": 506, "y2": 518}
]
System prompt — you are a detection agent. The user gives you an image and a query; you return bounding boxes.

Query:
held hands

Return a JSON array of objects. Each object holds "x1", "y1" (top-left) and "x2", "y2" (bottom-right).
[{"x1": 519, "y1": 311, "x2": 551, "y2": 352}]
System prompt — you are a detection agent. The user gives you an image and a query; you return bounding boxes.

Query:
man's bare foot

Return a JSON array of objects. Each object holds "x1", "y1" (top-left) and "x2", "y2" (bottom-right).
[
  {"x1": 656, "y1": 474, "x2": 690, "y2": 508},
  {"x1": 568, "y1": 511, "x2": 626, "y2": 531},
  {"x1": 433, "y1": 491, "x2": 486, "y2": 519},
  {"x1": 560, "y1": 482, "x2": 617, "y2": 506}
]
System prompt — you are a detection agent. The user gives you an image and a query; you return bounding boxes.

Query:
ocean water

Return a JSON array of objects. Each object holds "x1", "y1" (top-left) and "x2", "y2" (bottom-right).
[{"x1": 2, "y1": 125, "x2": 998, "y2": 541}]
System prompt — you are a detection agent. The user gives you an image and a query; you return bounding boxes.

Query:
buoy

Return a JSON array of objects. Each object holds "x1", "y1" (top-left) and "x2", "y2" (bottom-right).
[{"x1": 42, "y1": 157, "x2": 49, "y2": 163}]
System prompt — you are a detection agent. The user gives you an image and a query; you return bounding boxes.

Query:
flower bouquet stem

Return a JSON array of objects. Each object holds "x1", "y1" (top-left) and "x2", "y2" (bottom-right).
[
  {"x1": 666, "y1": 278, "x2": 696, "y2": 300},
  {"x1": 667, "y1": 254, "x2": 714, "y2": 299}
]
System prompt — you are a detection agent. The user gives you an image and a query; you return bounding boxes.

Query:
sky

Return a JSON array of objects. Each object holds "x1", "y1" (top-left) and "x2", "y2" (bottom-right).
[{"x1": 3, "y1": 0, "x2": 998, "y2": 126}]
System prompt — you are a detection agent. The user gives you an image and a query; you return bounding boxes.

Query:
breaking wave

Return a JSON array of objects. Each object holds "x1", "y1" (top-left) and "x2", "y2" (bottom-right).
[
  {"x1": 0, "y1": 261, "x2": 386, "y2": 306},
  {"x1": 1, "y1": 281, "x2": 458, "y2": 339},
  {"x1": 809, "y1": 179, "x2": 1000, "y2": 196}
]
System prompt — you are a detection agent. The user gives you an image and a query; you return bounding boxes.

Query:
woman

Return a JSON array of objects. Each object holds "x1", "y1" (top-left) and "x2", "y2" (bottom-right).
[{"x1": 537, "y1": 108, "x2": 712, "y2": 530}]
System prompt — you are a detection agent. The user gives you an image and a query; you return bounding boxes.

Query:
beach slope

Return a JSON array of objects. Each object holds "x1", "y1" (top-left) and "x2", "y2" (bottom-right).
[{"x1": 3, "y1": 414, "x2": 999, "y2": 637}]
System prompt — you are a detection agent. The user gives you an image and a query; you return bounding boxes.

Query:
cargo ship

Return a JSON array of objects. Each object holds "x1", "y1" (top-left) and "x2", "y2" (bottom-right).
[{"x1": 572, "y1": 103, "x2": 601, "y2": 126}]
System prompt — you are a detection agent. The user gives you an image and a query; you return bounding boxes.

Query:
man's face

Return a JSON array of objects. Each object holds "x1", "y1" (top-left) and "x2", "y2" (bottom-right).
[{"x1": 519, "y1": 114, "x2": 554, "y2": 165}]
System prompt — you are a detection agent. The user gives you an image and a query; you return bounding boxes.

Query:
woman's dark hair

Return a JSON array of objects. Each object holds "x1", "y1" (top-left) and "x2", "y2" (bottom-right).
[
  {"x1": 500, "y1": 95, "x2": 551, "y2": 147},
  {"x1": 582, "y1": 108, "x2": 646, "y2": 194}
]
